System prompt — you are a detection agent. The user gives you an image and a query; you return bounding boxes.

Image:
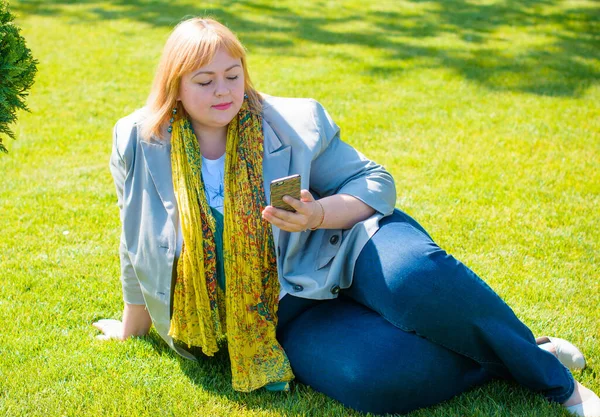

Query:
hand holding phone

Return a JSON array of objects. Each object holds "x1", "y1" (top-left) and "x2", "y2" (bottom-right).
[{"x1": 270, "y1": 174, "x2": 301, "y2": 212}]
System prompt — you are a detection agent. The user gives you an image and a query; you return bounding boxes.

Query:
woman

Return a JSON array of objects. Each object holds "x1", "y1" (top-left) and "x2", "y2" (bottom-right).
[{"x1": 94, "y1": 17, "x2": 599, "y2": 416}]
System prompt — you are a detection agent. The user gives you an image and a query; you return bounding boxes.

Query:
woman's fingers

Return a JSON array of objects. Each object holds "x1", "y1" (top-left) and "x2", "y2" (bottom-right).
[
  {"x1": 269, "y1": 216, "x2": 304, "y2": 232},
  {"x1": 299, "y1": 189, "x2": 315, "y2": 203},
  {"x1": 93, "y1": 318, "x2": 121, "y2": 329},
  {"x1": 262, "y1": 208, "x2": 304, "y2": 231},
  {"x1": 280, "y1": 196, "x2": 305, "y2": 214},
  {"x1": 93, "y1": 319, "x2": 123, "y2": 340},
  {"x1": 277, "y1": 189, "x2": 314, "y2": 214},
  {"x1": 262, "y1": 206, "x2": 308, "y2": 232},
  {"x1": 262, "y1": 190, "x2": 320, "y2": 232}
]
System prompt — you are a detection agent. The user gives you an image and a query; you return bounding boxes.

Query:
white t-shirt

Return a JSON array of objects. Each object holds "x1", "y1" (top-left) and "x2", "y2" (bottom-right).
[{"x1": 201, "y1": 154, "x2": 225, "y2": 214}]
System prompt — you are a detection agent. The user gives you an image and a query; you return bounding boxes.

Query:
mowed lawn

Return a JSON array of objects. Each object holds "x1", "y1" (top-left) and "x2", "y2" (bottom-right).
[{"x1": 0, "y1": 0, "x2": 598, "y2": 416}]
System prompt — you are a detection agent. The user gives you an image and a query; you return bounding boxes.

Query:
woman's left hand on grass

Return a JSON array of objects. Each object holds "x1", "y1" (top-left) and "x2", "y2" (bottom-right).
[
  {"x1": 93, "y1": 319, "x2": 124, "y2": 341},
  {"x1": 92, "y1": 304, "x2": 152, "y2": 341},
  {"x1": 262, "y1": 189, "x2": 323, "y2": 232}
]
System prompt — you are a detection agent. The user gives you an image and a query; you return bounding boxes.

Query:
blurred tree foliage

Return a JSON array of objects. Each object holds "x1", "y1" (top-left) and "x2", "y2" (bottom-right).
[{"x1": 0, "y1": 0, "x2": 38, "y2": 153}]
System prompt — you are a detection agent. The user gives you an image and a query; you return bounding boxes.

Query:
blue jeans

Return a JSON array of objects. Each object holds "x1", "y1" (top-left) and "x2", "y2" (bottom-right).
[{"x1": 276, "y1": 209, "x2": 574, "y2": 415}]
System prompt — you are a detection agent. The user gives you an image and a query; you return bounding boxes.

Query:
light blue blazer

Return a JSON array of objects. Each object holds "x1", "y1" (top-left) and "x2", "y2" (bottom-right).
[{"x1": 110, "y1": 95, "x2": 396, "y2": 359}]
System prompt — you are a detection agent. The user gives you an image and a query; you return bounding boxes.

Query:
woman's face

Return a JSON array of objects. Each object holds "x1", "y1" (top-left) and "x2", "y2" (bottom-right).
[{"x1": 178, "y1": 48, "x2": 245, "y2": 133}]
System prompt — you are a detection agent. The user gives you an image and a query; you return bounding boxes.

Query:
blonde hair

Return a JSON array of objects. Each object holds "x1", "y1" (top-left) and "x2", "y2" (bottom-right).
[{"x1": 142, "y1": 17, "x2": 262, "y2": 140}]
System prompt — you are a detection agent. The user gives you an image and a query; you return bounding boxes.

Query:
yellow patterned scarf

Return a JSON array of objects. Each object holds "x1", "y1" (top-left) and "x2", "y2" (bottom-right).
[{"x1": 168, "y1": 100, "x2": 294, "y2": 392}]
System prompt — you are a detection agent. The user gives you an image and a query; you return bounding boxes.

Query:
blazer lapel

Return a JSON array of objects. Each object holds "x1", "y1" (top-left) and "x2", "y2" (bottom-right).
[
  {"x1": 140, "y1": 139, "x2": 178, "y2": 228},
  {"x1": 262, "y1": 119, "x2": 291, "y2": 246},
  {"x1": 262, "y1": 121, "x2": 291, "y2": 201}
]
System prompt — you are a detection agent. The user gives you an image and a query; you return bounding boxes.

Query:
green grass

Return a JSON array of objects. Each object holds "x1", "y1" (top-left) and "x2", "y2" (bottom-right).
[{"x1": 1, "y1": 0, "x2": 598, "y2": 416}]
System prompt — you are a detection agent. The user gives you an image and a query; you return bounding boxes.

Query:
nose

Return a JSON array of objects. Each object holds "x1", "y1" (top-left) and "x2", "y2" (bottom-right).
[{"x1": 215, "y1": 77, "x2": 230, "y2": 97}]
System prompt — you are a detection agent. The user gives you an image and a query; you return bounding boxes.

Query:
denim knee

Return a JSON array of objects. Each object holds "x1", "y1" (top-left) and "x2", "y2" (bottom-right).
[{"x1": 278, "y1": 298, "x2": 491, "y2": 416}]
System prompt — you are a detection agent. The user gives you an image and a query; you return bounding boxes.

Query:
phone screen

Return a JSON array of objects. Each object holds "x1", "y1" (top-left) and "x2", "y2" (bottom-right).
[{"x1": 270, "y1": 174, "x2": 301, "y2": 212}]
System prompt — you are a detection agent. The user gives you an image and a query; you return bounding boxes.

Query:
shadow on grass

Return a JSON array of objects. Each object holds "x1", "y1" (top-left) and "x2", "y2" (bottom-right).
[
  {"x1": 11, "y1": 0, "x2": 600, "y2": 97},
  {"x1": 140, "y1": 331, "x2": 345, "y2": 416},
  {"x1": 126, "y1": 331, "x2": 574, "y2": 417}
]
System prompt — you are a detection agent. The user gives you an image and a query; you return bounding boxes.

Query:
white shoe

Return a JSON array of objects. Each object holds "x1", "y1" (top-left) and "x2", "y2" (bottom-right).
[
  {"x1": 539, "y1": 336, "x2": 586, "y2": 371},
  {"x1": 565, "y1": 390, "x2": 600, "y2": 417}
]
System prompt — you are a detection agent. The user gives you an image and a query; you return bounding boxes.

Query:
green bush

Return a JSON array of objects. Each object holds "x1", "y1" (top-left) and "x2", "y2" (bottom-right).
[{"x1": 0, "y1": 0, "x2": 37, "y2": 153}]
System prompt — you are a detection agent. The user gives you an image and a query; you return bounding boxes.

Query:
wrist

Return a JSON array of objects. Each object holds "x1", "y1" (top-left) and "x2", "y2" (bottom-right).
[
  {"x1": 309, "y1": 200, "x2": 325, "y2": 230},
  {"x1": 122, "y1": 303, "x2": 152, "y2": 338}
]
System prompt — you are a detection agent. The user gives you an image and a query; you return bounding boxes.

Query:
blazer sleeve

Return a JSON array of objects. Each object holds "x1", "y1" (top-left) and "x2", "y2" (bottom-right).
[
  {"x1": 309, "y1": 100, "x2": 396, "y2": 215},
  {"x1": 109, "y1": 119, "x2": 145, "y2": 306}
]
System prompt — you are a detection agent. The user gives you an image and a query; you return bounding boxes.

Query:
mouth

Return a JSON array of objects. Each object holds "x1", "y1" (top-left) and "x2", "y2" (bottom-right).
[{"x1": 212, "y1": 102, "x2": 233, "y2": 110}]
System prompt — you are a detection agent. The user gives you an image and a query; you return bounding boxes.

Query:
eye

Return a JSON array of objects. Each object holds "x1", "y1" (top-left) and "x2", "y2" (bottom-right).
[
  {"x1": 227, "y1": 76, "x2": 239, "y2": 81},
  {"x1": 198, "y1": 80, "x2": 212, "y2": 86}
]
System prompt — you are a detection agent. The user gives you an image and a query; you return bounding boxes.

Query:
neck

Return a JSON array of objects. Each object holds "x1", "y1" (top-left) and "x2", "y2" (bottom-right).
[{"x1": 192, "y1": 122, "x2": 227, "y2": 159}]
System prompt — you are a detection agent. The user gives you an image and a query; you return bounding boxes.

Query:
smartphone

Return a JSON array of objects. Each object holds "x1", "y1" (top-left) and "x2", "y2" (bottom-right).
[{"x1": 270, "y1": 174, "x2": 301, "y2": 212}]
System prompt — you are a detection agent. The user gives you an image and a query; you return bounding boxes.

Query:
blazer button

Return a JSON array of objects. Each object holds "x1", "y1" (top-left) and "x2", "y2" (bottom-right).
[
  {"x1": 330, "y1": 284, "x2": 340, "y2": 295},
  {"x1": 329, "y1": 235, "x2": 339, "y2": 245},
  {"x1": 293, "y1": 284, "x2": 304, "y2": 292}
]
